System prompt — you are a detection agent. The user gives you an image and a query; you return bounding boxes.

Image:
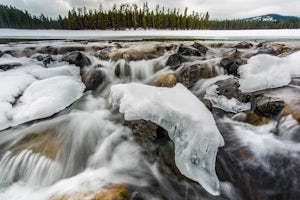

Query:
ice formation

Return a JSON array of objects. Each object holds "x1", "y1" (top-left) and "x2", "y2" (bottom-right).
[
  {"x1": 239, "y1": 51, "x2": 300, "y2": 92},
  {"x1": 110, "y1": 83, "x2": 224, "y2": 195}
]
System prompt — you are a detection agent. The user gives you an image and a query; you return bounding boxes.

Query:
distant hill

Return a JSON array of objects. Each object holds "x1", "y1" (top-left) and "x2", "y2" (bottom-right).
[{"x1": 244, "y1": 14, "x2": 300, "y2": 22}]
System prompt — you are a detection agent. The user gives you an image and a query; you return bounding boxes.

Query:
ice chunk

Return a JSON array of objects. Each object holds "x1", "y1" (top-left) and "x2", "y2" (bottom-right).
[
  {"x1": 11, "y1": 76, "x2": 85, "y2": 125},
  {"x1": 109, "y1": 83, "x2": 224, "y2": 195},
  {"x1": 239, "y1": 51, "x2": 300, "y2": 92}
]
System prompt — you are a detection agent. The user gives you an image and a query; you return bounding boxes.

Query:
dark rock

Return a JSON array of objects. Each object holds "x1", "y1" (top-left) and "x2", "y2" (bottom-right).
[
  {"x1": 37, "y1": 46, "x2": 58, "y2": 55},
  {"x1": 0, "y1": 62, "x2": 22, "y2": 71},
  {"x1": 0, "y1": 50, "x2": 3, "y2": 57},
  {"x1": 257, "y1": 43, "x2": 290, "y2": 56},
  {"x1": 178, "y1": 45, "x2": 201, "y2": 56},
  {"x1": 220, "y1": 51, "x2": 246, "y2": 76},
  {"x1": 166, "y1": 53, "x2": 186, "y2": 70},
  {"x1": 83, "y1": 69, "x2": 105, "y2": 91},
  {"x1": 57, "y1": 46, "x2": 86, "y2": 54},
  {"x1": 61, "y1": 51, "x2": 91, "y2": 68},
  {"x1": 98, "y1": 47, "x2": 111, "y2": 60},
  {"x1": 233, "y1": 41, "x2": 253, "y2": 49},
  {"x1": 124, "y1": 120, "x2": 158, "y2": 143},
  {"x1": 4, "y1": 50, "x2": 18, "y2": 57},
  {"x1": 215, "y1": 78, "x2": 251, "y2": 103},
  {"x1": 192, "y1": 42, "x2": 209, "y2": 54},
  {"x1": 43, "y1": 56, "x2": 54, "y2": 67},
  {"x1": 178, "y1": 64, "x2": 201, "y2": 88},
  {"x1": 255, "y1": 96, "x2": 285, "y2": 117},
  {"x1": 201, "y1": 99, "x2": 213, "y2": 111},
  {"x1": 22, "y1": 47, "x2": 36, "y2": 57},
  {"x1": 115, "y1": 61, "x2": 131, "y2": 77}
]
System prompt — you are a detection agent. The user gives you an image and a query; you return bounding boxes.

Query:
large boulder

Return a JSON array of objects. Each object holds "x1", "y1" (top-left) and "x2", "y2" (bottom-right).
[
  {"x1": 61, "y1": 51, "x2": 91, "y2": 68},
  {"x1": 257, "y1": 43, "x2": 290, "y2": 56},
  {"x1": 178, "y1": 45, "x2": 201, "y2": 56},
  {"x1": 156, "y1": 73, "x2": 177, "y2": 88},
  {"x1": 83, "y1": 69, "x2": 105, "y2": 91},
  {"x1": 255, "y1": 96, "x2": 285, "y2": 117},
  {"x1": 220, "y1": 50, "x2": 247, "y2": 76},
  {"x1": 166, "y1": 53, "x2": 186, "y2": 70},
  {"x1": 215, "y1": 78, "x2": 251, "y2": 103},
  {"x1": 192, "y1": 42, "x2": 209, "y2": 54}
]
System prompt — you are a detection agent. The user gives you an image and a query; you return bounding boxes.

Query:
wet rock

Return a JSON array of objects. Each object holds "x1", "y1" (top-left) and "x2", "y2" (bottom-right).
[
  {"x1": 124, "y1": 120, "x2": 158, "y2": 143},
  {"x1": 37, "y1": 46, "x2": 58, "y2": 55},
  {"x1": 57, "y1": 46, "x2": 87, "y2": 54},
  {"x1": 166, "y1": 53, "x2": 186, "y2": 70},
  {"x1": 233, "y1": 41, "x2": 253, "y2": 49},
  {"x1": 109, "y1": 47, "x2": 164, "y2": 61},
  {"x1": 178, "y1": 45, "x2": 201, "y2": 56},
  {"x1": 10, "y1": 131, "x2": 59, "y2": 160},
  {"x1": 201, "y1": 99, "x2": 213, "y2": 111},
  {"x1": 61, "y1": 51, "x2": 91, "y2": 68},
  {"x1": 52, "y1": 184, "x2": 130, "y2": 200},
  {"x1": 0, "y1": 50, "x2": 3, "y2": 57},
  {"x1": 215, "y1": 78, "x2": 251, "y2": 103},
  {"x1": 0, "y1": 62, "x2": 22, "y2": 71},
  {"x1": 23, "y1": 47, "x2": 36, "y2": 57},
  {"x1": 115, "y1": 61, "x2": 131, "y2": 77},
  {"x1": 156, "y1": 73, "x2": 177, "y2": 88},
  {"x1": 198, "y1": 63, "x2": 217, "y2": 79},
  {"x1": 244, "y1": 111, "x2": 271, "y2": 126},
  {"x1": 98, "y1": 47, "x2": 111, "y2": 60},
  {"x1": 4, "y1": 50, "x2": 18, "y2": 57},
  {"x1": 220, "y1": 51, "x2": 247, "y2": 76},
  {"x1": 192, "y1": 42, "x2": 209, "y2": 54},
  {"x1": 255, "y1": 96, "x2": 285, "y2": 117},
  {"x1": 83, "y1": 69, "x2": 105, "y2": 91},
  {"x1": 178, "y1": 64, "x2": 201, "y2": 88},
  {"x1": 257, "y1": 43, "x2": 290, "y2": 56}
]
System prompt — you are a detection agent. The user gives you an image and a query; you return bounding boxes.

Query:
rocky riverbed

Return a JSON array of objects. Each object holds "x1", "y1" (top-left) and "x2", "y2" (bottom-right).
[{"x1": 0, "y1": 39, "x2": 300, "y2": 200}]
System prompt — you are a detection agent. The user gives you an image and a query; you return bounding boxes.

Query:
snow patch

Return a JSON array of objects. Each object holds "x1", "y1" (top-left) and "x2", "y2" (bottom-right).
[{"x1": 109, "y1": 83, "x2": 224, "y2": 195}]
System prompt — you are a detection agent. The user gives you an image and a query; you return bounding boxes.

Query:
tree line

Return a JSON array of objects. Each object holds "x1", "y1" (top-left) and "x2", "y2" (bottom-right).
[{"x1": 0, "y1": 3, "x2": 299, "y2": 30}]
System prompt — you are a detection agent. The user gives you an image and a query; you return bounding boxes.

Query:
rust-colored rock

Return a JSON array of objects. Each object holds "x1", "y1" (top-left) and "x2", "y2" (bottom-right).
[
  {"x1": 156, "y1": 73, "x2": 177, "y2": 88},
  {"x1": 244, "y1": 111, "x2": 271, "y2": 126}
]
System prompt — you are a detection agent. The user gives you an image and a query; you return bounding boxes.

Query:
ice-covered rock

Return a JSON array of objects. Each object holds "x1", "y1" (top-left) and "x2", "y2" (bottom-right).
[
  {"x1": 239, "y1": 51, "x2": 300, "y2": 92},
  {"x1": 109, "y1": 83, "x2": 224, "y2": 195}
]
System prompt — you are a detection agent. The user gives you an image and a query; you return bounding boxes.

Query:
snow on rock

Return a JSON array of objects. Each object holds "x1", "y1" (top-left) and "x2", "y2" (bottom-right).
[
  {"x1": 204, "y1": 85, "x2": 251, "y2": 113},
  {"x1": 239, "y1": 51, "x2": 300, "y2": 92},
  {"x1": 0, "y1": 63, "x2": 85, "y2": 131},
  {"x1": 109, "y1": 83, "x2": 224, "y2": 195}
]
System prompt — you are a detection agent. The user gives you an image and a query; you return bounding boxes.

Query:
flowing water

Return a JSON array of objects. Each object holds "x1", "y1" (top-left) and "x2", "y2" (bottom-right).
[{"x1": 0, "y1": 39, "x2": 300, "y2": 200}]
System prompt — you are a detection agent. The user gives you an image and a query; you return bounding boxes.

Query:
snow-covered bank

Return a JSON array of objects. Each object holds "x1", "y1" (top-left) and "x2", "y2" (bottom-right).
[{"x1": 0, "y1": 29, "x2": 300, "y2": 41}]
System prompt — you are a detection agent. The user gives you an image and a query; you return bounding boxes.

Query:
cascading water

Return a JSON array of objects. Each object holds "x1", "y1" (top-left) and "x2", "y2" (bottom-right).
[{"x1": 0, "y1": 40, "x2": 300, "y2": 200}]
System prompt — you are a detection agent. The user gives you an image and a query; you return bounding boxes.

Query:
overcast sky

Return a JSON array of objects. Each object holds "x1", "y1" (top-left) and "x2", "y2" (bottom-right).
[{"x1": 0, "y1": 0, "x2": 299, "y2": 19}]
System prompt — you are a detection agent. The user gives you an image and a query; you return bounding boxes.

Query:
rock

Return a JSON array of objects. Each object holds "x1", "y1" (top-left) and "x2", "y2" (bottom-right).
[
  {"x1": 23, "y1": 47, "x2": 36, "y2": 57},
  {"x1": 10, "y1": 131, "x2": 59, "y2": 160},
  {"x1": 98, "y1": 47, "x2": 111, "y2": 60},
  {"x1": 52, "y1": 184, "x2": 130, "y2": 200},
  {"x1": 0, "y1": 50, "x2": 3, "y2": 57},
  {"x1": 83, "y1": 69, "x2": 105, "y2": 91},
  {"x1": 257, "y1": 43, "x2": 290, "y2": 56},
  {"x1": 42, "y1": 56, "x2": 55, "y2": 67},
  {"x1": 255, "y1": 96, "x2": 285, "y2": 117},
  {"x1": 124, "y1": 120, "x2": 158, "y2": 143},
  {"x1": 178, "y1": 45, "x2": 201, "y2": 56},
  {"x1": 156, "y1": 73, "x2": 177, "y2": 88},
  {"x1": 233, "y1": 41, "x2": 253, "y2": 49},
  {"x1": 109, "y1": 47, "x2": 164, "y2": 61},
  {"x1": 178, "y1": 64, "x2": 201, "y2": 88},
  {"x1": 201, "y1": 99, "x2": 213, "y2": 111},
  {"x1": 61, "y1": 51, "x2": 91, "y2": 68},
  {"x1": 215, "y1": 78, "x2": 251, "y2": 103},
  {"x1": 0, "y1": 62, "x2": 22, "y2": 71},
  {"x1": 37, "y1": 46, "x2": 58, "y2": 55},
  {"x1": 114, "y1": 61, "x2": 131, "y2": 77},
  {"x1": 220, "y1": 50, "x2": 247, "y2": 76},
  {"x1": 244, "y1": 111, "x2": 271, "y2": 126},
  {"x1": 192, "y1": 42, "x2": 209, "y2": 54},
  {"x1": 166, "y1": 53, "x2": 186, "y2": 70},
  {"x1": 57, "y1": 46, "x2": 87, "y2": 54},
  {"x1": 198, "y1": 63, "x2": 217, "y2": 79}
]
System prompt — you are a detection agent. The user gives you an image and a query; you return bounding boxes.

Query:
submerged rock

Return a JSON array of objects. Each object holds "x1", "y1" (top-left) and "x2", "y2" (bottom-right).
[
  {"x1": 156, "y1": 73, "x2": 177, "y2": 88},
  {"x1": 114, "y1": 61, "x2": 131, "y2": 77},
  {"x1": 61, "y1": 51, "x2": 91, "y2": 68},
  {"x1": 166, "y1": 53, "x2": 186, "y2": 70},
  {"x1": 244, "y1": 111, "x2": 272, "y2": 126},
  {"x1": 255, "y1": 96, "x2": 285, "y2": 117},
  {"x1": 220, "y1": 51, "x2": 246, "y2": 76}
]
